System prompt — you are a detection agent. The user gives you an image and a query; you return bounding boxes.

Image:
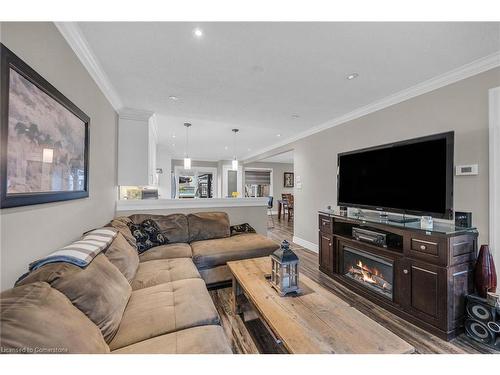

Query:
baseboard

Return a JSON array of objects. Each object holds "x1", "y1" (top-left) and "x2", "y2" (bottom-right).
[{"x1": 292, "y1": 236, "x2": 318, "y2": 253}]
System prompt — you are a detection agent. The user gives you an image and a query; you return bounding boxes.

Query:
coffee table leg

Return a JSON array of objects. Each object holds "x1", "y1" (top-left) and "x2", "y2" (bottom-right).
[{"x1": 232, "y1": 276, "x2": 243, "y2": 315}]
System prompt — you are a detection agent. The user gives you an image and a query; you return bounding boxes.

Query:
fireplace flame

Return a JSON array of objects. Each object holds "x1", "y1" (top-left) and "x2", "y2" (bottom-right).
[
  {"x1": 356, "y1": 260, "x2": 380, "y2": 284},
  {"x1": 346, "y1": 255, "x2": 393, "y2": 297}
]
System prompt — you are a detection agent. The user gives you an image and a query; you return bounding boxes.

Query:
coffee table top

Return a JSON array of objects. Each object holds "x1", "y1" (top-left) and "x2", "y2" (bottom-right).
[{"x1": 227, "y1": 256, "x2": 415, "y2": 354}]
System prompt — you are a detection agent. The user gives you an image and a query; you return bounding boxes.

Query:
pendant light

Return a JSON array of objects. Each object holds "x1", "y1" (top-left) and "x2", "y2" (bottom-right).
[
  {"x1": 232, "y1": 128, "x2": 239, "y2": 171},
  {"x1": 184, "y1": 122, "x2": 192, "y2": 170}
]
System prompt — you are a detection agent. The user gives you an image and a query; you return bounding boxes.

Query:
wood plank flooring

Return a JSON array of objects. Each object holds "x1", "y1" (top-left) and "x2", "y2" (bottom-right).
[{"x1": 209, "y1": 216, "x2": 498, "y2": 354}]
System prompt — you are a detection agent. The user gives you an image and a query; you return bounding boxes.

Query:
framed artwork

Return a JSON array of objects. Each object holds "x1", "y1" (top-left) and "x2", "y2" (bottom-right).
[
  {"x1": 284, "y1": 172, "x2": 294, "y2": 188},
  {"x1": 1, "y1": 44, "x2": 90, "y2": 208}
]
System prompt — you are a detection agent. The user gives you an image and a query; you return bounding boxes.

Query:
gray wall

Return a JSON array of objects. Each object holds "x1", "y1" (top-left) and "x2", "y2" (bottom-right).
[
  {"x1": 0, "y1": 23, "x2": 118, "y2": 290},
  {"x1": 248, "y1": 67, "x2": 500, "y2": 247},
  {"x1": 243, "y1": 162, "x2": 294, "y2": 208}
]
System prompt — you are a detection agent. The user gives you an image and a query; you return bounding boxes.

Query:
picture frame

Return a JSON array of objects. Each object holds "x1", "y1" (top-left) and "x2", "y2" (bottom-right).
[
  {"x1": 284, "y1": 172, "x2": 294, "y2": 188},
  {"x1": 1, "y1": 43, "x2": 90, "y2": 208}
]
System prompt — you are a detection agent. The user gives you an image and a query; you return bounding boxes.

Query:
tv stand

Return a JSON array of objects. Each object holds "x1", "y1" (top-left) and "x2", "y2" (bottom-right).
[{"x1": 318, "y1": 209, "x2": 478, "y2": 340}]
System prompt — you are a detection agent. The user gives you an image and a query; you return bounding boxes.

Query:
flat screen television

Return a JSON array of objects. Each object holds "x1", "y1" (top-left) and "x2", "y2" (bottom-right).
[{"x1": 337, "y1": 132, "x2": 454, "y2": 219}]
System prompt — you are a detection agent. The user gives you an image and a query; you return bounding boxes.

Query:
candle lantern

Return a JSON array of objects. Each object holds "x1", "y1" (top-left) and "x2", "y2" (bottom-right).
[{"x1": 270, "y1": 240, "x2": 300, "y2": 296}]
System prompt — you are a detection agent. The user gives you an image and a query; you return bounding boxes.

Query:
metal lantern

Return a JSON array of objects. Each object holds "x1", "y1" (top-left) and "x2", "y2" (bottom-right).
[{"x1": 270, "y1": 240, "x2": 300, "y2": 296}]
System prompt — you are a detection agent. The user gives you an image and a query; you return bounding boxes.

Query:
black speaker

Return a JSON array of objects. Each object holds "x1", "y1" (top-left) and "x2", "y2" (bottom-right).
[
  {"x1": 465, "y1": 295, "x2": 500, "y2": 350},
  {"x1": 455, "y1": 211, "x2": 472, "y2": 228}
]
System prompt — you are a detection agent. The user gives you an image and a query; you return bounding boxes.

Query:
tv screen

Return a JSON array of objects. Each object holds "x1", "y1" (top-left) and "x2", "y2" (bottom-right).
[{"x1": 337, "y1": 132, "x2": 454, "y2": 219}]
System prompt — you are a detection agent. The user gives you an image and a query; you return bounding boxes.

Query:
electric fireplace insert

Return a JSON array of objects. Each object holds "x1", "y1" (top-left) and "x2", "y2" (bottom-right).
[{"x1": 342, "y1": 247, "x2": 394, "y2": 300}]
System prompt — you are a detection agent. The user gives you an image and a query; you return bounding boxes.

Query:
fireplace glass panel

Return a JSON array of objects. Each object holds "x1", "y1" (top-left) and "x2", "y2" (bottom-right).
[{"x1": 343, "y1": 247, "x2": 394, "y2": 300}]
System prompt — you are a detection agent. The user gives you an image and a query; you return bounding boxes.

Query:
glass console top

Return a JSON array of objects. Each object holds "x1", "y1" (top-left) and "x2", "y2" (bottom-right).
[{"x1": 318, "y1": 209, "x2": 476, "y2": 235}]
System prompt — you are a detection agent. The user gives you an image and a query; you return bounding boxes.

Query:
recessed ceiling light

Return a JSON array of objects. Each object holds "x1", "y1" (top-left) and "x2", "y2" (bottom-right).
[
  {"x1": 291, "y1": 114, "x2": 300, "y2": 119},
  {"x1": 172, "y1": 143, "x2": 176, "y2": 147},
  {"x1": 193, "y1": 28, "x2": 203, "y2": 38},
  {"x1": 169, "y1": 95, "x2": 179, "y2": 101},
  {"x1": 346, "y1": 73, "x2": 359, "y2": 80},
  {"x1": 276, "y1": 134, "x2": 281, "y2": 137},
  {"x1": 224, "y1": 146, "x2": 228, "y2": 150},
  {"x1": 172, "y1": 134, "x2": 176, "y2": 138}
]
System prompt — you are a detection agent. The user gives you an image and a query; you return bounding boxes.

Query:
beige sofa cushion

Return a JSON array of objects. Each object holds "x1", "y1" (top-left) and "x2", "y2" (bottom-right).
[
  {"x1": 188, "y1": 212, "x2": 230, "y2": 242},
  {"x1": 107, "y1": 216, "x2": 136, "y2": 247},
  {"x1": 139, "y1": 243, "x2": 192, "y2": 262},
  {"x1": 131, "y1": 258, "x2": 201, "y2": 290},
  {"x1": 105, "y1": 233, "x2": 139, "y2": 283},
  {"x1": 198, "y1": 265, "x2": 233, "y2": 285},
  {"x1": 129, "y1": 213, "x2": 189, "y2": 244},
  {"x1": 112, "y1": 325, "x2": 231, "y2": 354},
  {"x1": 17, "y1": 254, "x2": 131, "y2": 343},
  {"x1": 191, "y1": 233, "x2": 279, "y2": 270},
  {"x1": 0, "y1": 282, "x2": 109, "y2": 354},
  {"x1": 109, "y1": 278, "x2": 219, "y2": 350}
]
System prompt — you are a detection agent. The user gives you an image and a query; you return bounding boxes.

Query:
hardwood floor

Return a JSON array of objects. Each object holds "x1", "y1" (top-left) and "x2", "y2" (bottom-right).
[{"x1": 209, "y1": 215, "x2": 497, "y2": 354}]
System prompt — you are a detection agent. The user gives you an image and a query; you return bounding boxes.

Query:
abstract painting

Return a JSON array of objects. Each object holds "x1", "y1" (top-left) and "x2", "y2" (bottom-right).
[{"x1": 1, "y1": 44, "x2": 89, "y2": 208}]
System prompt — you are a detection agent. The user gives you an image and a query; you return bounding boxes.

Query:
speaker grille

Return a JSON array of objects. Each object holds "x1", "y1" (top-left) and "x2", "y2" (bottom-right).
[
  {"x1": 466, "y1": 302, "x2": 493, "y2": 322},
  {"x1": 487, "y1": 321, "x2": 500, "y2": 334},
  {"x1": 465, "y1": 319, "x2": 494, "y2": 344}
]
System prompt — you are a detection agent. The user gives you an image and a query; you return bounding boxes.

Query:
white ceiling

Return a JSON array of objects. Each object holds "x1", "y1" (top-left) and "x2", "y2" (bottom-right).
[
  {"x1": 77, "y1": 22, "x2": 500, "y2": 160},
  {"x1": 257, "y1": 151, "x2": 294, "y2": 164}
]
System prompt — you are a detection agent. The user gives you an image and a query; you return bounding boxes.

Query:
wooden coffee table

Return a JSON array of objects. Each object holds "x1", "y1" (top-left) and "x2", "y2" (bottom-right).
[{"x1": 227, "y1": 257, "x2": 415, "y2": 354}]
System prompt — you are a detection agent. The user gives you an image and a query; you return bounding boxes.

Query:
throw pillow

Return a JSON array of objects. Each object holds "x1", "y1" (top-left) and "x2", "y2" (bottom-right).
[
  {"x1": 230, "y1": 223, "x2": 257, "y2": 236},
  {"x1": 128, "y1": 219, "x2": 167, "y2": 253}
]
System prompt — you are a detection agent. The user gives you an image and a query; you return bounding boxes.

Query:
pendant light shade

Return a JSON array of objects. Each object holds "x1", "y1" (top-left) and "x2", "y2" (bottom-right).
[
  {"x1": 232, "y1": 128, "x2": 239, "y2": 171},
  {"x1": 184, "y1": 122, "x2": 192, "y2": 170}
]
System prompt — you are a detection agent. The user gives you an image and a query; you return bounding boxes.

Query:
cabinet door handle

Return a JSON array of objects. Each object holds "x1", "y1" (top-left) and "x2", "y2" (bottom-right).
[
  {"x1": 403, "y1": 269, "x2": 409, "y2": 274},
  {"x1": 419, "y1": 245, "x2": 426, "y2": 251}
]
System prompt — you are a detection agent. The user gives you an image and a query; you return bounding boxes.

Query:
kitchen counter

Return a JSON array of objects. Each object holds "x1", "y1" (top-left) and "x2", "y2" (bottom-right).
[{"x1": 116, "y1": 197, "x2": 268, "y2": 211}]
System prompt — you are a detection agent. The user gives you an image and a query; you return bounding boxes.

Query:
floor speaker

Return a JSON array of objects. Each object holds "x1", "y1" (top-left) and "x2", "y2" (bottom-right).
[{"x1": 465, "y1": 295, "x2": 500, "y2": 350}]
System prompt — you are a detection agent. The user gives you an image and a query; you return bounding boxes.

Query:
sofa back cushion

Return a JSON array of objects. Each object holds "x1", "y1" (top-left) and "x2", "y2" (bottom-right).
[
  {"x1": 129, "y1": 213, "x2": 189, "y2": 244},
  {"x1": 0, "y1": 282, "x2": 110, "y2": 353},
  {"x1": 104, "y1": 233, "x2": 139, "y2": 283},
  {"x1": 16, "y1": 254, "x2": 131, "y2": 343},
  {"x1": 188, "y1": 212, "x2": 230, "y2": 242},
  {"x1": 107, "y1": 216, "x2": 136, "y2": 247}
]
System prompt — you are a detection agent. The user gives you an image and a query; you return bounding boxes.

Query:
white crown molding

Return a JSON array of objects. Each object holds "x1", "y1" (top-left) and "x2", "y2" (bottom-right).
[
  {"x1": 292, "y1": 236, "x2": 318, "y2": 253},
  {"x1": 119, "y1": 108, "x2": 155, "y2": 121},
  {"x1": 54, "y1": 22, "x2": 123, "y2": 111},
  {"x1": 244, "y1": 51, "x2": 500, "y2": 161}
]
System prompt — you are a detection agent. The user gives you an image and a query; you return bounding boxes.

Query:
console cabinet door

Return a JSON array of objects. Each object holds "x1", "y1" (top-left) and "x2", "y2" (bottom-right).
[
  {"x1": 400, "y1": 259, "x2": 447, "y2": 329},
  {"x1": 319, "y1": 232, "x2": 334, "y2": 274}
]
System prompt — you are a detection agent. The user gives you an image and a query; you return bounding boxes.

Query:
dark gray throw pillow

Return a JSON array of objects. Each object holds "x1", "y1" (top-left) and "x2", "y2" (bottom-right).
[
  {"x1": 127, "y1": 219, "x2": 167, "y2": 253},
  {"x1": 230, "y1": 223, "x2": 257, "y2": 236}
]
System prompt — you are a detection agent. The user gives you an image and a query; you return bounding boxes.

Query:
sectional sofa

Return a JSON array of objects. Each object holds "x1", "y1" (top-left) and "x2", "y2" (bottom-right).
[{"x1": 0, "y1": 212, "x2": 279, "y2": 354}]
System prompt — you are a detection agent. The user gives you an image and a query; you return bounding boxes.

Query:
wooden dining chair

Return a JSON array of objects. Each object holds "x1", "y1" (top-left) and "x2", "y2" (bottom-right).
[
  {"x1": 281, "y1": 193, "x2": 294, "y2": 221},
  {"x1": 286, "y1": 194, "x2": 294, "y2": 222}
]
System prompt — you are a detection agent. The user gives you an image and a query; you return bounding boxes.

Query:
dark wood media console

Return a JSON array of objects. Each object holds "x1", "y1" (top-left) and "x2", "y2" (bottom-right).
[{"x1": 318, "y1": 210, "x2": 478, "y2": 340}]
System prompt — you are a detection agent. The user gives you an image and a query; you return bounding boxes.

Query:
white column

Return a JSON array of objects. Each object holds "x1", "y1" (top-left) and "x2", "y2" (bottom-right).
[{"x1": 489, "y1": 87, "x2": 500, "y2": 280}]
